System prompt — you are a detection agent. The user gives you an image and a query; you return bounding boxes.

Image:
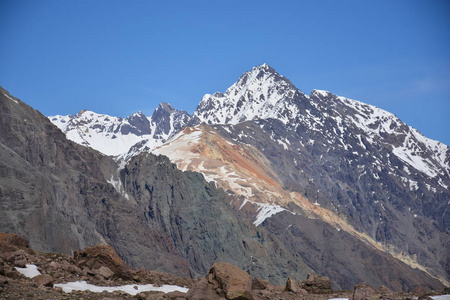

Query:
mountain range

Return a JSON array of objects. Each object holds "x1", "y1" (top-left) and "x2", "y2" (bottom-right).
[{"x1": 1, "y1": 64, "x2": 449, "y2": 291}]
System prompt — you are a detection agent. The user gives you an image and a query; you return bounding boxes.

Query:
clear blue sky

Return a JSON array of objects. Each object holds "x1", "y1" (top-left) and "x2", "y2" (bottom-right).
[{"x1": 1, "y1": 0, "x2": 449, "y2": 145}]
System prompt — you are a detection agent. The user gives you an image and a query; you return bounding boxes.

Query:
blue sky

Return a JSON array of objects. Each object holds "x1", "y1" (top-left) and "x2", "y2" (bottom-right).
[{"x1": 1, "y1": 0, "x2": 449, "y2": 145}]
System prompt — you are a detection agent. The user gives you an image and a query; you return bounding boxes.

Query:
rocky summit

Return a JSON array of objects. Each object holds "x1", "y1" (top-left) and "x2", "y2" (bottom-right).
[{"x1": 1, "y1": 63, "x2": 449, "y2": 292}]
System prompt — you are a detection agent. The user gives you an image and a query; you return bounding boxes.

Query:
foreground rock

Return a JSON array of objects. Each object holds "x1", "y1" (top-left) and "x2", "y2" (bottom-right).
[
  {"x1": 74, "y1": 244, "x2": 132, "y2": 280},
  {"x1": 0, "y1": 233, "x2": 448, "y2": 300},
  {"x1": 186, "y1": 262, "x2": 253, "y2": 300}
]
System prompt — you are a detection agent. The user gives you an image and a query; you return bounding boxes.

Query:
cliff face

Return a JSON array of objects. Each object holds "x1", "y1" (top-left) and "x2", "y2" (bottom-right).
[
  {"x1": 0, "y1": 86, "x2": 119, "y2": 254},
  {"x1": 116, "y1": 152, "x2": 313, "y2": 283}
]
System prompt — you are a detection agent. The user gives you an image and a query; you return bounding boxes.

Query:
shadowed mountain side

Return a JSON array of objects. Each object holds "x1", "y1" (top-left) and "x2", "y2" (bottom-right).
[
  {"x1": 259, "y1": 209, "x2": 445, "y2": 291},
  {"x1": 0, "y1": 86, "x2": 119, "y2": 254}
]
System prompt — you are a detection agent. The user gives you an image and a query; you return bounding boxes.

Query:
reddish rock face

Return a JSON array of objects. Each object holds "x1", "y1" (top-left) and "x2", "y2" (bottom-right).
[{"x1": 74, "y1": 244, "x2": 131, "y2": 280}]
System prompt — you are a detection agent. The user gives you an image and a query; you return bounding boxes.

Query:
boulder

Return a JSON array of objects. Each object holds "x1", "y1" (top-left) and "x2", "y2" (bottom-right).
[
  {"x1": 252, "y1": 278, "x2": 270, "y2": 290},
  {"x1": 285, "y1": 277, "x2": 298, "y2": 293},
  {"x1": 351, "y1": 282, "x2": 376, "y2": 300},
  {"x1": 0, "y1": 233, "x2": 29, "y2": 249},
  {"x1": 95, "y1": 266, "x2": 114, "y2": 279},
  {"x1": 166, "y1": 290, "x2": 188, "y2": 299},
  {"x1": 134, "y1": 291, "x2": 167, "y2": 300},
  {"x1": 208, "y1": 262, "x2": 253, "y2": 300},
  {"x1": 185, "y1": 278, "x2": 224, "y2": 300},
  {"x1": 74, "y1": 244, "x2": 131, "y2": 280},
  {"x1": 411, "y1": 286, "x2": 430, "y2": 294},
  {"x1": 186, "y1": 263, "x2": 253, "y2": 300},
  {"x1": 300, "y1": 274, "x2": 332, "y2": 294},
  {"x1": 32, "y1": 274, "x2": 54, "y2": 287},
  {"x1": 418, "y1": 296, "x2": 433, "y2": 300},
  {"x1": 377, "y1": 285, "x2": 391, "y2": 294}
]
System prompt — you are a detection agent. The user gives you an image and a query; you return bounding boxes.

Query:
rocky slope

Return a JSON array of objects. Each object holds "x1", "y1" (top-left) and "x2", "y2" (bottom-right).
[
  {"x1": 151, "y1": 123, "x2": 446, "y2": 290},
  {"x1": 5, "y1": 63, "x2": 450, "y2": 289},
  {"x1": 159, "y1": 64, "x2": 450, "y2": 285},
  {"x1": 1, "y1": 233, "x2": 448, "y2": 300},
  {"x1": 0, "y1": 86, "x2": 313, "y2": 285}
]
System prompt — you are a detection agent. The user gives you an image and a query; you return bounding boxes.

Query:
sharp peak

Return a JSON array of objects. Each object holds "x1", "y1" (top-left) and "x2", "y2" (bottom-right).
[
  {"x1": 244, "y1": 63, "x2": 278, "y2": 76},
  {"x1": 127, "y1": 111, "x2": 146, "y2": 117},
  {"x1": 157, "y1": 102, "x2": 176, "y2": 111},
  {"x1": 76, "y1": 109, "x2": 95, "y2": 116},
  {"x1": 230, "y1": 63, "x2": 294, "y2": 91},
  {"x1": 158, "y1": 102, "x2": 174, "y2": 109},
  {"x1": 252, "y1": 63, "x2": 276, "y2": 72}
]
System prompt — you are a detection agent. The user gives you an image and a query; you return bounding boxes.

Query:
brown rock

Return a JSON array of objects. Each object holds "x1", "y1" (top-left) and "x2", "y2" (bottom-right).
[
  {"x1": 418, "y1": 296, "x2": 433, "y2": 300},
  {"x1": 5, "y1": 269, "x2": 22, "y2": 279},
  {"x1": 0, "y1": 274, "x2": 9, "y2": 285},
  {"x1": 0, "y1": 233, "x2": 29, "y2": 249},
  {"x1": 411, "y1": 286, "x2": 430, "y2": 294},
  {"x1": 285, "y1": 277, "x2": 298, "y2": 293},
  {"x1": 351, "y1": 282, "x2": 376, "y2": 300},
  {"x1": 166, "y1": 290, "x2": 187, "y2": 299},
  {"x1": 32, "y1": 274, "x2": 54, "y2": 287},
  {"x1": 252, "y1": 278, "x2": 270, "y2": 290},
  {"x1": 134, "y1": 291, "x2": 167, "y2": 300},
  {"x1": 208, "y1": 262, "x2": 253, "y2": 300},
  {"x1": 96, "y1": 266, "x2": 114, "y2": 279},
  {"x1": 185, "y1": 278, "x2": 224, "y2": 300},
  {"x1": 378, "y1": 285, "x2": 391, "y2": 294},
  {"x1": 300, "y1": 274, "x2": 333, "y2": 294},
  {"x1": 74, "y1": 244, "x2": 131, "y2": 279}
]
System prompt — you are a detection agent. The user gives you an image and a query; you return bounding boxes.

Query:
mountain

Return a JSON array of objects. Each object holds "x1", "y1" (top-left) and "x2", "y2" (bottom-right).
[
  {"x1": 23, "y1": 63, "x2": 450, "y2": 289},
  {"x1": 49, "y1": 102, "x2": 190, "y2": 158},
  {"x1": 0, "y1": 86, "x2": 316, "y2": 285},
  {"x1": 193, "y1": 63, "x2": 299, "y2": 125},
  {"x1": 154, "y1": 64, "x2": 450, "y2": 287}
]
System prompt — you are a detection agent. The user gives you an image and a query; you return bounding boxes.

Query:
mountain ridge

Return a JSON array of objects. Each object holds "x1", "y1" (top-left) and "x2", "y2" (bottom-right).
[{"x1": 39, "y1": 63, "x2": 450, "y2": 286}]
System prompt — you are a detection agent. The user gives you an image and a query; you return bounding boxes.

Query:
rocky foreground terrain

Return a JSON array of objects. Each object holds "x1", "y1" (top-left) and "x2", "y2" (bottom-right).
[{"x1": 0, "y1": 233, "x2": 448, "y2": 300}]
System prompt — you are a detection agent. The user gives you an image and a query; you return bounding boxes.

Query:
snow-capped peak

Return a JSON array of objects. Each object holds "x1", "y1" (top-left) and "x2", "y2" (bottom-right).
[
  {"x1": 194, "y1": 64, "x2": 300, "y2": 125},
  {"x1": 49, "y1": 103, "x2": 192, "y2": 158}
]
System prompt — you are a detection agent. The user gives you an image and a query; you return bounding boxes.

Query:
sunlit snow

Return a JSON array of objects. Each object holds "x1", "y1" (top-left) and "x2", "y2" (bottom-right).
[
  {"x1": 4, "y1": 93, "x2": 19, "y2": 104},
  {"x1": 15, "y1": 264, "x2": 41, "y2": 278},
  {"x1": 54, "y1": 281, "x2": 188, "y2": 295}
]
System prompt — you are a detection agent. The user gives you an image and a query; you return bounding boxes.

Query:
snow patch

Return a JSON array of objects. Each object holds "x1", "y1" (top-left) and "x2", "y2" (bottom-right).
[
  {"x1": 253, "y1": 203, "x2": 287, "y2": 227},
  {"x1": 15, "y1": 264, "x2": 41, "y2": 278},
  {"x1": 4, "y1": 93, "x2": 18, "y2": 104},
  {"x1": 54, "y1": 281, "x2": 188, "y2": 295}
]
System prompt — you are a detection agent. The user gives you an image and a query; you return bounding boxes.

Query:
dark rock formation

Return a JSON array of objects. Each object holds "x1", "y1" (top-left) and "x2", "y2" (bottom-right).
[
  {"x1": 261, "y1": 209, "x2": 445, "y2": 291},
  {"x1": 118, "y1": 152, "x2": 312, "y2": 284}
]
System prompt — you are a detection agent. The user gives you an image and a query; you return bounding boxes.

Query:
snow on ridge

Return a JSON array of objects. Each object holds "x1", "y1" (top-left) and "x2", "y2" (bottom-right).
[
  {"x1": 4, "y1": 93, "x2": 19, "y2": 104},
  {"x1": 324, "y1": 93, "x2": 449, "y2": 179}
]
